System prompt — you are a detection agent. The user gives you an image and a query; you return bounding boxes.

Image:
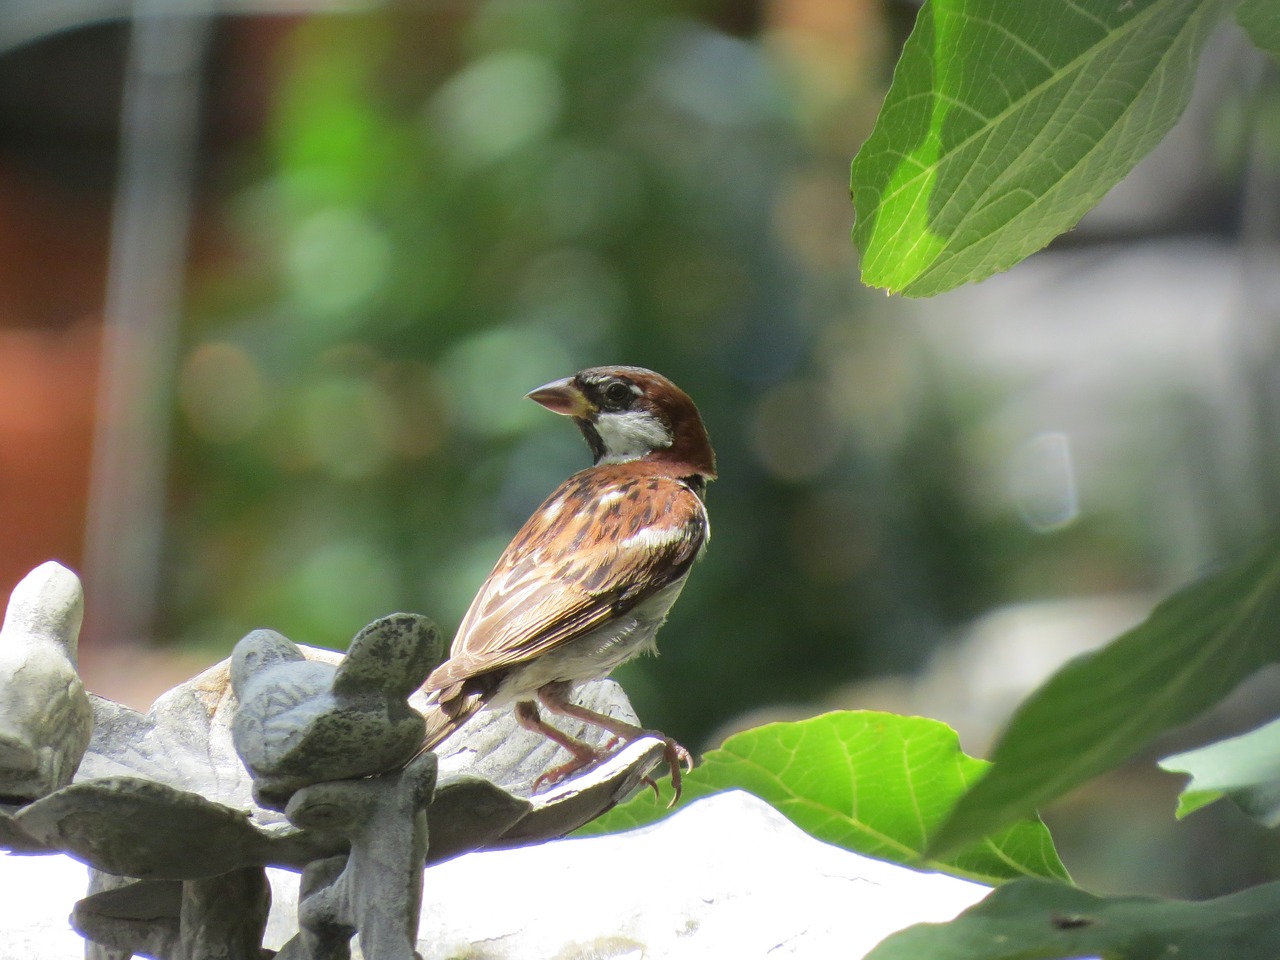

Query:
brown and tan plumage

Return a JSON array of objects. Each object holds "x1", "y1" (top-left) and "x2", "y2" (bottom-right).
[{"x1": 418, "y1": 366, "x2": 715, "y2": 801}]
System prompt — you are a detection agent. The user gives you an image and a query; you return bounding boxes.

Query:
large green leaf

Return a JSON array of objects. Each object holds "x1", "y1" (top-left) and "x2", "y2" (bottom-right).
[
  {"x1": 864, "y1": 877, "x2": 1280, "y2": 960},
  {"x1": 1238, "y1": 0, "x2": 1280, "y2": 64},
  {"x1": 578, "y1": 711, "x2": 1067, "y2": 886},
  {"x1": 929, "y1": 538, "x2": 1280, "y2": 856},
  {"x1": 850, "y1": 0, "x2": 1233, "y2": 296},
  {"x1": 1160, "y1": 716, "x2": 1280, "y2": 825}
]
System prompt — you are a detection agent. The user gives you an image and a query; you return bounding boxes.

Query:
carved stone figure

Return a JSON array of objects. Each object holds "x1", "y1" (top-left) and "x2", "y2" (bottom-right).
[
  {"x1": 0, "y1": 561, "x2": 93, "y2": 803},
  {"x1": 0, "y1": 561, "x2": 668, "y2": 959},
  {"x1": 230, "y1": 615, "x2": 442, "y2": 809}
]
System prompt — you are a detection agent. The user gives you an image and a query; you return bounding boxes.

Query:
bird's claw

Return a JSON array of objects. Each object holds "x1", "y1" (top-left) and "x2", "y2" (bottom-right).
[
  {"x1": 660, "y1": 738, "x2": 693, "y2": 809},
  {"x1": 642, "y1": 775, "x2": 660, "y2": 800}
]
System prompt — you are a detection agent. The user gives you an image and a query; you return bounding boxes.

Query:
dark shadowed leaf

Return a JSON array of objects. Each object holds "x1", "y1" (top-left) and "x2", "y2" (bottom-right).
[
  {"x1": 930, "y1": 538, "x2": 1280, "y2": 856},
  {"x1": 864, "y1": 877, "x2": 1280, "y2": 960}
]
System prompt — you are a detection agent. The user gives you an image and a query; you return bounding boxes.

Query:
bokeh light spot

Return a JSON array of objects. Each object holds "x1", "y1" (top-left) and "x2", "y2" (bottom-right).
[
  {"x1": 286, "y1": 206, "x2": 391, "y2": 321},
  {"x1": 1010, "y1": 431, "x2": 1080, "y2": 532},
  {"x1": 374, "y1": 360, "x2": 449, "y2": 459},
  {"x1": 439, "y1": 325, "x2": 576, "y2": 438},
  {"x1": 298, "y1": 376, "x2": 398, "y2": 480},
  {"x1": 749, "y1": 379, "x2": 843, "y2": 481},
  {"x1": 651, "y1": 29, "x2": 781, "y2": 126},
  {"x1": 179, "y1": 341, "x2": 267, "y2": 444},
  {"x1": 540, "y1": 145, "x2": 642, "y2": 241},
  {"x1": 430, "y1": 51, "x2": 562, "y2": 166},
  {"x1": 287, "y1": 539, "x2": 401, "y2": 639}
]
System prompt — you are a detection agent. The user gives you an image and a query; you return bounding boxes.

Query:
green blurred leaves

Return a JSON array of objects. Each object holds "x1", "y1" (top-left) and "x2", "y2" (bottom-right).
[
  {"x1": 850, "y1": 0, "x2": 1233, "y2": 296},
  {"x1": 929, "y1": 538, "x2": 1280, "y2": 855},
  {"x1": 182, "y1": 5, "x2": 915, "y2": 760},
  {"x1": 1238, "y1": 0, "x2": 1280, "y2": 64},
  {"x1": 864, "y1": 877, "x2": 1280, "y2": 960},
  {"x1": 579, "y1": 712, "x2": 1067, "y2": 885},
  {"x1": 1161, "y1": 717, "x2": 1280, "y2": 825}
]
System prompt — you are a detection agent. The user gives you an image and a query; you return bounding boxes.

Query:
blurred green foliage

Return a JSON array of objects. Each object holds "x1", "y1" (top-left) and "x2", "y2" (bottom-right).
[{"x1": 166, "y1": 0, "x2": 1050, "y2": 749}]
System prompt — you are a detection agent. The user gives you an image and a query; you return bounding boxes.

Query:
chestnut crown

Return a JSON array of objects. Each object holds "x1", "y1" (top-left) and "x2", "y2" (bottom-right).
[{"x1": 527, "y1": 365, "x2": 716, "y2": 479}]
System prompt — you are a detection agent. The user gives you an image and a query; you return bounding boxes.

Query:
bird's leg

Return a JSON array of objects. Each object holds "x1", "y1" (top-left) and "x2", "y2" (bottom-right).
[
  {"x1": 536, "y1": 681, "x2": 693, "y2": 807},
  {"x1": 514, "y1": 700, "x2": 602, "y2": 793}
]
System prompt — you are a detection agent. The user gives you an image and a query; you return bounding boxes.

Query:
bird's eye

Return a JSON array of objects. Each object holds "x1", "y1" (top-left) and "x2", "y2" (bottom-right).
[{"x1": 603, "y1": 380, "x2": 633, "y2": 409}]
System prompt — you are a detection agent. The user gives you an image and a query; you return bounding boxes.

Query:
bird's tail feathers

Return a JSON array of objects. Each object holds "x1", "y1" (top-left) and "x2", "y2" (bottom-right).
[{"x1": 416, "y1": 683, "x2": 485, "y2": 757}]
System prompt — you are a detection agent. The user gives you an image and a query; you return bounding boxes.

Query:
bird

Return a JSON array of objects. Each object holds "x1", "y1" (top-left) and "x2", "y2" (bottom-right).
[{"x1": 418, "y1": 365, "x2": 715, "y2": 804}]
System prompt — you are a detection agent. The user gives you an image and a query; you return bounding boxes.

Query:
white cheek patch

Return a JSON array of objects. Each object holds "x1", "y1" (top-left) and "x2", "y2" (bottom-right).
[{"x1": 594, "y1": 410, "x2": 673, "y2": 463}]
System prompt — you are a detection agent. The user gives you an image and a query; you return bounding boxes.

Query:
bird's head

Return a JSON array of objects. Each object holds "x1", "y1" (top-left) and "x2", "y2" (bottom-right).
[{"x1": 526, "y1": 366, "x2": 716, "y2": 479}]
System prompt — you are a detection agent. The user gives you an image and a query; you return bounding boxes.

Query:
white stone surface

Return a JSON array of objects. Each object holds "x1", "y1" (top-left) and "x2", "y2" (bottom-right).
[
  {"x1": 0, "y1": 852, "x2": 87, "y2": 960},
  {"x1": 1, "y1": 791, "x2": 990, "y2": 959},
  {"x1": 301, "y1": 789, "x2": 986, "y2": 959}
]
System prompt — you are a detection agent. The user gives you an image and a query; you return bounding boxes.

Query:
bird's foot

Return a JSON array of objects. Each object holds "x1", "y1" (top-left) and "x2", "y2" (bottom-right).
[
  {"x1": 643, "y1": 736, "x2": 693, "y2": 808},
  {"x1": 532, "y1": 685, "x2": 695, "y2": 806},
  {"x1": 531, "y1": 749, "x2": 602, "y2": 793},
  {"x1": 528, "y1": 732, "x2": 692, "y2": 804},
  {"x1": 517, "y1": 699, "x2": 604, "y2": 794},
  {"x1": 630, "y1": 733, "x2": 693, "y2": 806}
]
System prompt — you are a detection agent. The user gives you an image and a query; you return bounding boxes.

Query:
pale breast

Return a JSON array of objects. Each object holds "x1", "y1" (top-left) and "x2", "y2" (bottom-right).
[{"x1": 485, "y1": 576, "x2": 688, "y2": 707}]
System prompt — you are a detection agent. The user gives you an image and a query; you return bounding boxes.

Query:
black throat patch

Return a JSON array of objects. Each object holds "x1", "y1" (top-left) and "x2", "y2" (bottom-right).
[{"x1": 575, "y1": 418, "x2": 606, "y2": 464}]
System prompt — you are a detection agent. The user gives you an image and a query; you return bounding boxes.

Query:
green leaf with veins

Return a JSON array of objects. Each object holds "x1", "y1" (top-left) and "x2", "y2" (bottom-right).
[
  {"x1": 578, "y1": 711, "x2": 1067, "y2": 886},
  {"x1": 850, "y1": 0, "x2": 1234, "y2": 296}
]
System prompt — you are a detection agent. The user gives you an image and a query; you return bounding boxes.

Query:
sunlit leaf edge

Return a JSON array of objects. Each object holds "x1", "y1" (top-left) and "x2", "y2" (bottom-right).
[
  {"x1": 851, "y1": 0, "x2": 1233, "y2": 297},
  {"x1": 579, "y1": 711, "x2": 1068, "y2": 886},
  {"x1": 1160, "y1": 714, "x2": 1280, "y2": 826}
]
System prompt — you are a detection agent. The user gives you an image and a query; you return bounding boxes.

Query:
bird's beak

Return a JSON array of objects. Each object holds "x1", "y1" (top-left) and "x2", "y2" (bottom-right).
[{"x1": 526, "y1": 377, "x2": 592, "y2": 417}]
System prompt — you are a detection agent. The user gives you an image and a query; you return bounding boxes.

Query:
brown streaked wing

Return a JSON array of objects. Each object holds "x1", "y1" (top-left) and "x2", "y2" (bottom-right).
[{"x1": 426, "y1": 469, "x2": 707, "y2": 689}]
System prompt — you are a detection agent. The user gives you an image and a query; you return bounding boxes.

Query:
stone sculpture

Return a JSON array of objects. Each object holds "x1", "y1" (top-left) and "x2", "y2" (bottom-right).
[
  {"x1": 230, "y1": 615, "x2": 442, "y2": 809},
  {"x1": 0, "y1": 561, "x2": 92, "y2": 803},
  {"x1": 0, "y1": 561, "x2": 667, "y2": 959}
]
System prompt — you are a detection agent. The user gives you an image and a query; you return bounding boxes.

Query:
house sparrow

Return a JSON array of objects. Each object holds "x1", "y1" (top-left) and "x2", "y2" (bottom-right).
[{"x1": 419, "y1": 365, "x2": 715, "y2": 804}]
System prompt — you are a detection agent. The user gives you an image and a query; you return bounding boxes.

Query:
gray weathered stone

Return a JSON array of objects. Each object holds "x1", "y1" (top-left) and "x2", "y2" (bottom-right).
[
  {"x1": 23, "y1": 666, "x2": 666, "y2": 956},
  {"x1": 0, "y1": 561, "x2": 723, "y2": 959},
  {"x1": 0, "y1": 562, "x2": 92, "y2": 803},
  {"x1": 275, "y1": 752, "x2": 437, "y2": 960},
  {"x1": 73, "y1": 866, "x2": 271, "y2": 960},
  {"x1": 230, "y1": 614, "x2": 443, "y2": 810}
]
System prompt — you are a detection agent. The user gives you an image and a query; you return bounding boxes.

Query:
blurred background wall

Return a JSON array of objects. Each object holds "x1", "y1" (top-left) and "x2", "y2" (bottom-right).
[{"x1": 3, "y1": 0, "x2": 1280, "y2": 899}]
